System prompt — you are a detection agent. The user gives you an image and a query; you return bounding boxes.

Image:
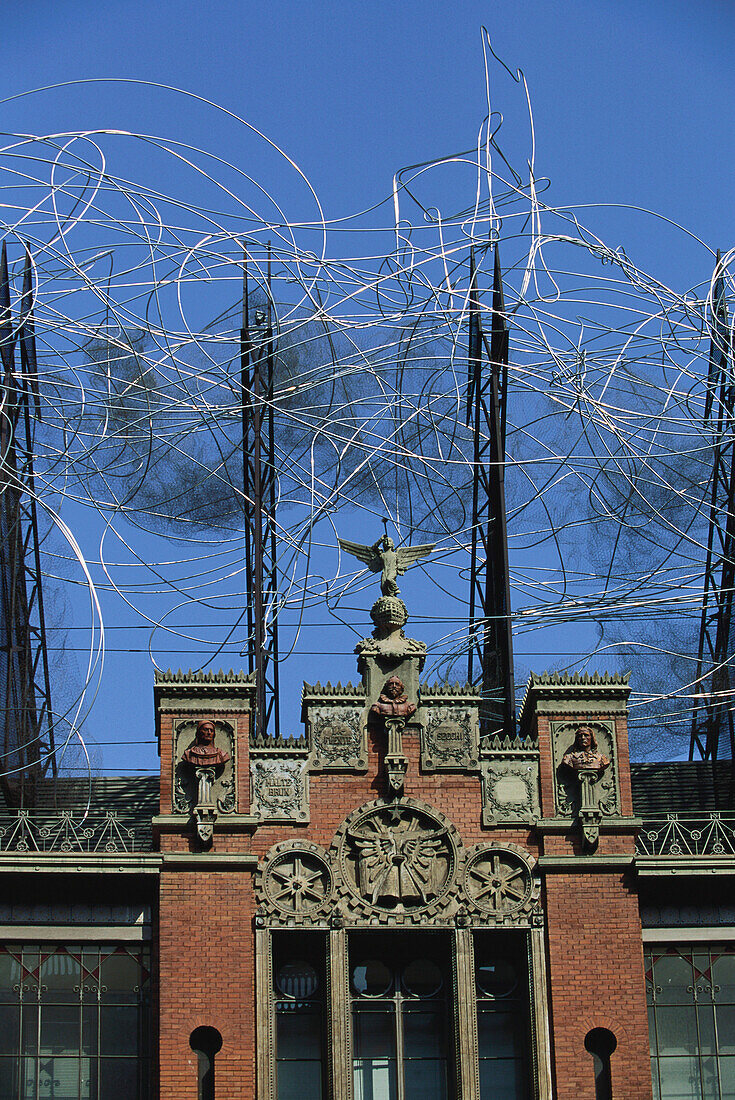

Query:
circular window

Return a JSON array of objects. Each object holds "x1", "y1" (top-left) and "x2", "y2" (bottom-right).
[
  {"x1": 276, "y1": 962, "x2": 319, "y2": 999},
  {"x1": 351, "y1": 960, "x2": 392, "y2": 997},
  {"x1": 476, "y1": 959, "x2": 518, "y2": 998},
  {"x1": 402, "y1": 959, "x2": 442, "y2": 997}
]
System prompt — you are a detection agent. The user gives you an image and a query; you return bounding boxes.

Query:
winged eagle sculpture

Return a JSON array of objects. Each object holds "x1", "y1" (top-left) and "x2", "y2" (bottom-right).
[{"x1": 338, "y1": 534, "x2": 435, "y2": 597}]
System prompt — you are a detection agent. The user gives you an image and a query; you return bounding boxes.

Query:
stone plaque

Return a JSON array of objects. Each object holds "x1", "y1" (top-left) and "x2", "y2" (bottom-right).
[
  {"x1": 550, "y1": 719, "x2": 619, "y2": 819},
  {"x1": 421, "y1": 705, "x2": 479, "y2": 771},
  {"x1": 251, "y1": 759, "x2": 309, "y2": 822},
  {"x1": 309, "y1": 706, "x2": 365, "y2": 770},
  {"x1": 172, "y1": 718, "x2": 236, "y2": 815},
  {"x1": 481, "y1": 760, "x2": 540, "y2": 825}
]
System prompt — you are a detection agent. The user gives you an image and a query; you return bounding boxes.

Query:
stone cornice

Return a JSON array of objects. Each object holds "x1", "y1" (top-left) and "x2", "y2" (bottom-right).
[
  {"x1": 154, "y1": 668, "x2": 255, "y2": 712},
  {"x1": 519, "y1": 671, "x2": 630, "y2": 726}
]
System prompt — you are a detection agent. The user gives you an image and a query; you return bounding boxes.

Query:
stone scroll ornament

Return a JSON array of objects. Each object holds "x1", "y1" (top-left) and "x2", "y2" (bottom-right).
[
  {"x1": 370, "y1": 675, "x2": 416, "y2": 794},
  {"x1": 180, "y1": 719, "x2": 230, "y2": 844}
]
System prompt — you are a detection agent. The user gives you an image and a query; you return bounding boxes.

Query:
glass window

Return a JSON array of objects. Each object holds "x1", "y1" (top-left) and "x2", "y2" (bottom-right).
[
  {"x1": 0, "y1": 944, "x2": 150, "y2": 1100},
  {"x1": 646, "y1": 944, "x2": 735, "y2": 1100},
  {"x1": 273, "y1": 933, "x2": 326, "y2": 1100},
  {"x1": 350, "y1": 932, "x2": 449, "y2": 1100},
  {"x1": 475, "y1": 932, "x2": 529, "y2": 1100}
]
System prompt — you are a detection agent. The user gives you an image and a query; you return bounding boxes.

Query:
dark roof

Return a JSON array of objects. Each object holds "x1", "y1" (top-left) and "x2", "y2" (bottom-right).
[
  {"x1": 631, "y1": 761, "x2": 735, "y2": 814},
  {"x1": 20, "y1": 776, "x2": 159, "y2": 851}
]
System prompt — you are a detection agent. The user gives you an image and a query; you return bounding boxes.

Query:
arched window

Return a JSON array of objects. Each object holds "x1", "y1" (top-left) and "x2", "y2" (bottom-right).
[
  {"x1": 350, "y1": 932, "x2": 449, "y2": 1100},
  {"x1": 273, "y1": 933, "x2": 326, "y2": 1100},
  {"x1": 584, "y1": 1028, "x2": 616, "y2": 1100},
  {"x1": 189, "y1": 1026, "x2": 222, "y2": 1100}
]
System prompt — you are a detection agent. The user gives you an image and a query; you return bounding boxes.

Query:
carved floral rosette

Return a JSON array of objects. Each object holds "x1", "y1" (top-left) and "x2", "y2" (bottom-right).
[
  {"x1": 255, "y1": 796, "x2": 543, "y2": 930},
  {"x1": 172, "y1": 718, "x2": 236, "y2": 815},
  {"x1": 421, "y1": 705, "x2": 480, "y2": 771},
  {"x1": 461, "y1": 842, "x2": 541, "y2": 925},
  {"x1": 308, "y1": 706, "x2": 365, "y2": 771},
  {"x1": 550, "y1": 719, "x2": 620, "y2": 819},
  {"x1": 255, "y1": 840, "x2": 334, "y2": 926}
]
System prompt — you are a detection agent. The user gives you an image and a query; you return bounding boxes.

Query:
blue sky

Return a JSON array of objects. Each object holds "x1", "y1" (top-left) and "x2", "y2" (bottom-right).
[{"x1": 2, "y1": 1, "x2": 734, "y2": 772}]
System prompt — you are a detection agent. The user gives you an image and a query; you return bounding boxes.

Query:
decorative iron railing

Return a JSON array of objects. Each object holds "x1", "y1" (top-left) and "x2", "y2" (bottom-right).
[
  {"x1": 636, "y1": 813, "x2": 735, "y2": 857},
  {"x1": 0, "y1": 810, "x2": 146, "y2": 853}
]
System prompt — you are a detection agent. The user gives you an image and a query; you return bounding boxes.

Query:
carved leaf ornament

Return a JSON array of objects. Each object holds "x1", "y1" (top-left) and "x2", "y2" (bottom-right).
[{"x1": 257, "y1": 801, "x2": 540, "y2": 928}]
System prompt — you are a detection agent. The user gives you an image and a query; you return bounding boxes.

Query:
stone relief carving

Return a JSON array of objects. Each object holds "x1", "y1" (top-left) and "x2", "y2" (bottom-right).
[
  {"x1": 462, "y1": 843, "x2": 540, "y2": 922},
  {"x1": 309, "y1": 706, "x2": 365, "y2": 770},
  {"x1": 331, "y1": 798, "x2": 460, "y2": 920},
  {"x1": 255, "y1": 796, "x2": 543, "y2": 929},
  {"x1": 481, "y1": 760, "x2": 540, "y2": 825},
  {"x1": 172, "y1": 718, "x2": 236, "y2": 820},
  {"x1": 251, "y1": 759, "x2": 309, "y2": 822},
  {"x1": 256, "y1": 841, "x2": 334, "y2": 924},
  {"x1": 422, "y1": 706, "x2": 480, "y2": 771}
]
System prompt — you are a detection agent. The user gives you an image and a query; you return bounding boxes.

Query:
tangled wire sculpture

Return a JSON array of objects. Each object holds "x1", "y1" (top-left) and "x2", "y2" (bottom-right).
[{"x1": 0, "y1": 49, "x2": 731, "y2": 777}]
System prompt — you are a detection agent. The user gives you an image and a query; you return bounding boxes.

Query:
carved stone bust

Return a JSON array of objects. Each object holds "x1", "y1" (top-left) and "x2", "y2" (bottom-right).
[
  {"x1": 370, "y1": 676, "x2": 416, "y2": 721},
  {"x1": 182, "y1": 719, "x2": 231, "y2": 769},
  {"x1": 561, "y1": 724, "x2": 609, "y2": 775}
]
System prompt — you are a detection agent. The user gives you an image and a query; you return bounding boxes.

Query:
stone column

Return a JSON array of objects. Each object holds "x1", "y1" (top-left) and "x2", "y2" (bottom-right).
[
  {"x1": 529, "y1": 927, "x2": 554, "y2": 1100},
  {"x1": 453, "y1": 926, "x2": 480, "y2": 1100},
  {"x1": 255, "y1": 926, "x2": 274, "y2": 1100},
  {"x1": 327, "y1": 926, "x2": 353, "y2": 1100}
]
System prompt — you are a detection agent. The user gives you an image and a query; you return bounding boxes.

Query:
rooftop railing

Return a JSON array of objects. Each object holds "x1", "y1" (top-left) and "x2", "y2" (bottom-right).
[
  {"x1": 636, "y1": 813, "x2": 735, "y2": 857},
  {"x1": 0, "y1": 810, "x2": 147, "y2": 853}
]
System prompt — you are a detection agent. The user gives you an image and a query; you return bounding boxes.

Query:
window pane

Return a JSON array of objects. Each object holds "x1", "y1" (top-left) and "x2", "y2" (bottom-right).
[
  {"x1": 100, "y1": 1005, "x2": 139, "y2": 1056},
  {"x1": 402, "y1": 960, "x2": 442, "y2": 998},
  {"x1": 720, "y1": 1056, "x2": 735, "y2": 1100},
  {"x1": 82, "y1": 1005, "x2": 98, "y2": 1057},
  {"x1": 277, "y1": 963, "x2": 319, "y2": 1000},
  {"x1": 478, "y1": 1008, "x2": 521, "y2": 1059},
  {"x1": 353, "y1": 1057, "x2": 397, "y2": 1100},
  {"x1": 0, "y1": 1007, "x2": 19, "y2": 1056},
  {"x1": 353, "y1": 1007, "x2": 395, "y2": 1061},
  {"x1": 476, "y1": 959, "x2": 518, "y2": 999},
  {"x1": 276, "y1": 1008, "x2": 322, "y2": 1060},
  {"x1": 404, "y1": 1058, "x2": 447, "y2": 1099},
  {"x1": 718, "y1": 1005, "x2": 735, "y2": 1055},
  {"x1": 98, "y1": 1057, "x2": 139, "y2": 1100},
  {"x1": 277, "y1": 1060, "x2": 323, "y2": 1100},
  {"x1": 100, "y1": 952, "x2": 142, "y2": 1003},
  {"x1": 40, "y1": 951, "x2": 80, "y2": 1001},
  {"x1": 697, "y1": 1005, "x2": 716, "y2": 1056},
  {"x1": 655, "y1": 1006, "x2": 698, "y2": 1056},
  {"x1": 404, "y1": 1008, "x2": 444, "y2": 1060},
  {"x1": 479, "y1": 1056, "x2": 524, "y2": 1100},
  {"x1": 655, "y1": 956, "x2": 694, "y2": 1005},
  {"x1": 657, "y1": 1055, "x2": 702, "y2": 1100},
  {"x1": 40, "y1": 1005, "x2": 79, "y2": 1055},
  {"x1": 713, "y1": 955, "x2": 735, "y2": 1003},
  {"x1": 352, "y1": 961, "x2": 392, "y2": 997},
  {"x1": 0, "y1": 953, "x2": 21, "y2": 1003},
  {"x1": 37, "y1": 1056, "x2": 83, "y2": 1099},
  {"x1": 0, "y1": 1058, "x2": 19, "y2": 1100},
  {"x1": 649, "y1": 1006, "x2": 658, "y2": 1056}
]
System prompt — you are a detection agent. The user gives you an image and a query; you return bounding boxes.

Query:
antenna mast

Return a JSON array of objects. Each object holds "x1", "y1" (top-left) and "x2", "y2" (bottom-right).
[
  {"x1": 466, "y1": 244, "x2": 516, "y2": 736},
  {"x1": 240, "y1": 245, "x2": 280, "y2": 739},
  {"x1": 0, "y1": 242, "x2": 56, "y2": 805}
]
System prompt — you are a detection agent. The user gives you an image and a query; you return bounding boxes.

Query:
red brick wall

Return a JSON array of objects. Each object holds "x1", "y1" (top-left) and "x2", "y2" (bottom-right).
[
  {"x1": 158, "y1": 869, "x2": 256, "y2": 1100},
  {"x1": 544, "y1": 870, "x2": 652, "y2": 1099}
]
